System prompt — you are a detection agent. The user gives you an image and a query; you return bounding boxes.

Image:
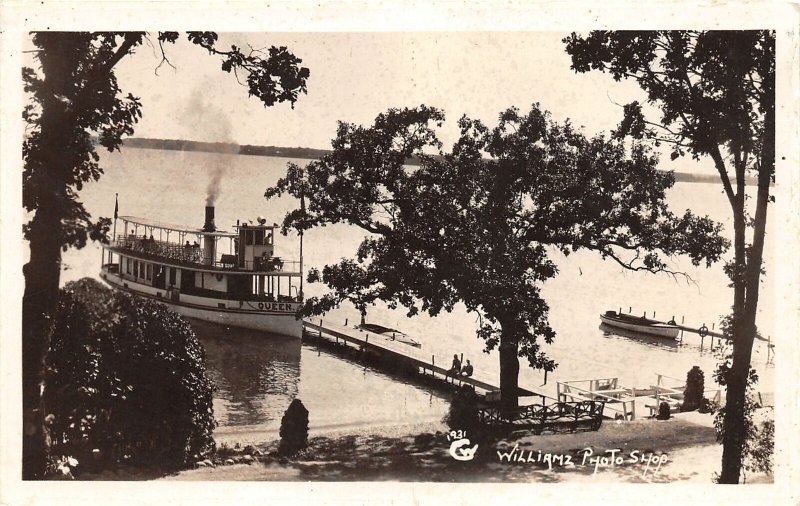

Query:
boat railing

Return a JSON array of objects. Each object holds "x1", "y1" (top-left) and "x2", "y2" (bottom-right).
[{"x1": 112, "y1": 236, "x2": 301, "y2": 273}]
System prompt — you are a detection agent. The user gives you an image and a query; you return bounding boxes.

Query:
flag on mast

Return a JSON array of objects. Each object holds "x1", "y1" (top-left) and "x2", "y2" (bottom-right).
[{"x1": 114, "y1": 193, "x2": 119, "y2": 220}]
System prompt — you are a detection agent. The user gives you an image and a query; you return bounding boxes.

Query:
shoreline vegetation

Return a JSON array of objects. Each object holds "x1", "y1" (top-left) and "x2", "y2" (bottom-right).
[{"x1": 118, "y1": 137, "x2": 758, "y2": 185}]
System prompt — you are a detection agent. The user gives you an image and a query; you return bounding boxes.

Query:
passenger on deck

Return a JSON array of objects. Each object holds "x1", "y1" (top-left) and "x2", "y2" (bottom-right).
[{"x1": 460, "y1": 360, "x2": 473, "y2": 377}]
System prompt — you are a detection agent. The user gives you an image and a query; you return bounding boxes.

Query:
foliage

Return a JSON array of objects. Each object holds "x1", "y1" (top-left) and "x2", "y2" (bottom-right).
[
  {"x1": 266, "y1": 103, "x2": 726, "y2": 410},
  {"x1": 564, "y1": 29, "x2": 774, "y2": 484},
  {"x1": 681, "y1": 366, "x2": 705, "y2": 412},
  {"x1": 444, "y1": 385, "x2": 481, "y2": 436},
  {"x1": 278, "y1": 399, "x2": 309, "y2": 456},
  {"x1": 656, "y1": 402, "x2": 671, "y2": 420},
  {"x1": 745, "y1": 415, "x2": 774, "y2": 476},
  {"x1": 44, "y1": 278, "x2": 216, "y2": 473}
]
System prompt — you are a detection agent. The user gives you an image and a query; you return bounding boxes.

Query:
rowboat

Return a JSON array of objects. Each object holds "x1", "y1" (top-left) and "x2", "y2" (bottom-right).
[
  {"x1": 599, "y1": 310, "x2": 680, "y2": 340},
  {"x1": 355, "y1": 322, "x2": 422, "y2": 348}
]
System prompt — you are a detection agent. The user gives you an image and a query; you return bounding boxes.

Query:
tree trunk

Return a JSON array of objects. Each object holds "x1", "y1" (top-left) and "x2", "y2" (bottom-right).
[
  {"x1": 22, "y1": 210, "x2": 63, "y2": 479},
  {"x1": 22, "y1": 33, "x2": 78, "y2": 478},
  {"x1": 719, "y1": 84, "x2": 774, "y2": 484},
  {"x1": 498, "y1": 321, "x2": 520, "y2": 417}
]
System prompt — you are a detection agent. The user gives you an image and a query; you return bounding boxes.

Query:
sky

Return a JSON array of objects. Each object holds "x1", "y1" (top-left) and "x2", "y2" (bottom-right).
[{"x1": 103, "y1": 31, "x2": 713, "y2": 174}]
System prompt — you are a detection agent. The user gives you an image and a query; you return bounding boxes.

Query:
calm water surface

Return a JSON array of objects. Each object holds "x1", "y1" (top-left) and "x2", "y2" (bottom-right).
[{"x1": 59, "y1": 148, "x2": 775, "y2": 438}]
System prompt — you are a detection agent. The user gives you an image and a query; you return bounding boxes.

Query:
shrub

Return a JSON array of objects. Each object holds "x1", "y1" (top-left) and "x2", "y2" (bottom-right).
[
  {"x1": 278, "y1": 399, "x2": 309, "y2": 456},
  {"x1": 45, "y1": 278, "x2": 216, "y2": 473},
  {"x1": 745, "y1": 418, "x2": 774, "y2": 475},
  {"x1": 444, "y1": 385, "x2": 481, "y2": 436},
  {"x1": 681, "y1": 366, "x2": 705, "y2": 412},
  {"x1": 656, "y1": 402, "x2": 671, "y2": 420}
]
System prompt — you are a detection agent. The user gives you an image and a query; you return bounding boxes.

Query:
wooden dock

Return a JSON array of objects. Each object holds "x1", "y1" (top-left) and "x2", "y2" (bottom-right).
[{"x1": 302, "y1": 319, "x2": 547, "y2": 401}]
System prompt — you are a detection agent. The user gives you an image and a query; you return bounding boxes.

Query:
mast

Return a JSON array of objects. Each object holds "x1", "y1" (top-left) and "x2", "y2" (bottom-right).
[
  {"x1": 299, "y1": 193, "x2": 305, "y2": 300},
  {"x1": 110, "y1": 193, "x2": 118, "y2": 263}
]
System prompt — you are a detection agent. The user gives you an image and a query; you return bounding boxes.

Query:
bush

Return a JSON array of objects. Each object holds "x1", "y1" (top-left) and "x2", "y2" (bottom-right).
[
  {"x1": 278, "y1": 399, "x2": 309, "y2": 456},
  {"x1": 745, "y1": 418, "x2": 774, "y2": 475},
  {"x1": 656, "y1": 402, "x2": 671, "y2": 420},
  {"x1": 45, "y1": 278, "x2": 216, "y2": 473},
  {"x1": 444, "y1": 385, "x2": 481, "y2": 436},
  {"x1": 681, "y1": 366, "x2": 705, "y2": 412}
]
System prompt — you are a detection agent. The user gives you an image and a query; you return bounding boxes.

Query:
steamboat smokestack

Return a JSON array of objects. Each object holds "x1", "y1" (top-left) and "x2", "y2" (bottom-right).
[
  {"x1": 203, "y1": 206, "x2": 216, "y2": 232},
  {"x1": 203, "y1": 206, "x2": 216, "y2": 266}
]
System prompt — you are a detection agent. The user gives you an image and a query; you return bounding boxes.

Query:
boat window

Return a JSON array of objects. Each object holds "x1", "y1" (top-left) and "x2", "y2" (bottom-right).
[
  {"x1": 146, "y1": 263, "x2": 152, "y2": 281},
  {"x1": 126, "y1": 258, "x2": 131, "y2": 274},
  {"x1": 254, "y1": 229, "x2": 264, "y2": 245},
  {"x1": 245, "y1": 230, "x2": 253, "y2": 245},
  {"x1": 133, "y1": 260, "x2": 139, "y2": 278}
]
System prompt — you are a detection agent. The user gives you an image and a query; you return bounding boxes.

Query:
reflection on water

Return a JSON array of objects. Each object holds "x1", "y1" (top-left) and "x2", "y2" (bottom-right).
[
  {"x1": 188, "y1": 318, "x2": 449, "y2": 439},
  {"x1": 189, "y1": 319, "x2": 301, "y2": 427}
]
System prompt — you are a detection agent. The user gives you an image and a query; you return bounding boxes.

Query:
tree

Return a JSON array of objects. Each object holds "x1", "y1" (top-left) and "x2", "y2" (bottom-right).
[
  {"x1": 22, "y1": 31, "x2": 309, "y2": 479},
  {"x1": 564, "y1": 30, "x2": 774, "y2": 483},
  {"x1": 266, "y1": 104, "x2": 726, "y2": 415}
]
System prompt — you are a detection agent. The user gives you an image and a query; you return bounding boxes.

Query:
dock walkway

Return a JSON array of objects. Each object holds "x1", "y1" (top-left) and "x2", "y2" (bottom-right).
[{"x1": 302, "y1": 319, "x2": 546, "y2": 401}]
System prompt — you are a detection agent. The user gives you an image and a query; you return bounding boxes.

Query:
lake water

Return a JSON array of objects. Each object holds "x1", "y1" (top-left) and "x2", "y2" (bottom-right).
[{"x1": 58, "y1": 147, "x2": 775, "y2": 440}]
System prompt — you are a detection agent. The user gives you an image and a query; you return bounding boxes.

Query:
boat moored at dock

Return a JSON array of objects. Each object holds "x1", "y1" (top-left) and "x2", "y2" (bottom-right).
[
  {"x1": 355, "y1": 322, "x2": 422, "y2": 348},
  {"x1": 100, "y1": 205, "x2": 304, "y2": 337},
  {"x1": 599, "y1": 310, "x2": 680, "y2": 340}
]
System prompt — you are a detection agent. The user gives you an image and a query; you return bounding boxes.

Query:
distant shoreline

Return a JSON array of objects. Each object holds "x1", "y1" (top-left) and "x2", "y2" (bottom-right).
[{"x1": 120, "y1": 137, "x2": 757, "y2": 185}]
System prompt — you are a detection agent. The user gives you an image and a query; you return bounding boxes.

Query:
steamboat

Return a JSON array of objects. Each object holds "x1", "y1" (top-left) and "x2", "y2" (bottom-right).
[{"x1": 100, "y1": 205, "x2": 304, "y2": 337}]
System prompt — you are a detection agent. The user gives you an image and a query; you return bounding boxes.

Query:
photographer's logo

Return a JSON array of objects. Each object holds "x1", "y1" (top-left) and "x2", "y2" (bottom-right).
[{"x1": 449, "y1": 438, "x2": 479, "y2": 461}]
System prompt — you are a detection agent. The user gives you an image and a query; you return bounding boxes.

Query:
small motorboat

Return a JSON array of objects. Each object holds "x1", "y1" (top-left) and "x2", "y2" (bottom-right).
[
  {"x1": 599, "y1": 310, "x2": 680, "y2": 340},
  {"x1": 355, "y1": 322, "x2": 422, "y2": 348}
]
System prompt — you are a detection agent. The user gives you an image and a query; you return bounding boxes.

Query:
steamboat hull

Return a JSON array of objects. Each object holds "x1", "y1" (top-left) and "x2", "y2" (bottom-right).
[{"x1": 101, "y1": 268, "x2": 303, "y2": 338}]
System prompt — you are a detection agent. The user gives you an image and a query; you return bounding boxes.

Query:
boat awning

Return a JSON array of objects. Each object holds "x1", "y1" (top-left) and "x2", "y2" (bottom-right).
[{"x1": 119, "y1": 216, "x2": 238, "y2": 238}]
